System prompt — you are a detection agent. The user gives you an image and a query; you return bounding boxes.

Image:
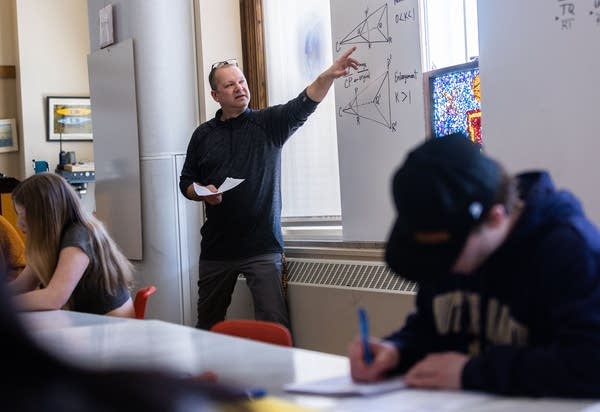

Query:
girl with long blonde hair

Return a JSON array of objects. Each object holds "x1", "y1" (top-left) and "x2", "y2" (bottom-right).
[{"x1": 9, "y1": 173, "x2": 135, "y2": 317}]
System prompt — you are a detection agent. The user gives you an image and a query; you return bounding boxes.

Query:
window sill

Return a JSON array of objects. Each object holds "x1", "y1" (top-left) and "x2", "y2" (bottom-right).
[{"x1": 284, "y1": 238, "x2": 385, "y2": 262}]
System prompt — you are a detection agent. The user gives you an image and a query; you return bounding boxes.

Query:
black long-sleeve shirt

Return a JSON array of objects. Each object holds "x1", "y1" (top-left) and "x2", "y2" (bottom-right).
[{"x1": 179, "y1": 89, "x2": 318, "y2": 260}]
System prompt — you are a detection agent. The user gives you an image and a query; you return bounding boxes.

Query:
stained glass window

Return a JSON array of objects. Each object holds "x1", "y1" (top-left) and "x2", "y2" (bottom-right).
[{"x1": 426, "y1": 60, "x2": 482, "y2": 144}]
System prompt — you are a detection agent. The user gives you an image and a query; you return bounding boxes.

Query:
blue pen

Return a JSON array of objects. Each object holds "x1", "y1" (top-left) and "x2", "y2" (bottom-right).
[{"x1": 358, "y1": 307, "x2": 373, "y2": 365}]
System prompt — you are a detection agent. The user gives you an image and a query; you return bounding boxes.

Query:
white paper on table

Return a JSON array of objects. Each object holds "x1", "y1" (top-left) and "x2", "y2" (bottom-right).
[
  {"x1": 283, "y1": 374, "x2": 406, "y2": 397},
  {"x1": 193, "y1": 177, "x2": 245, "y2": 196}
]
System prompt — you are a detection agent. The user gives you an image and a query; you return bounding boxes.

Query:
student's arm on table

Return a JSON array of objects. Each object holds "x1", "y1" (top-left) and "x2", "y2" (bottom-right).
[{"x1": 13, "y1": 247, "x2": 88, "y2": 311}]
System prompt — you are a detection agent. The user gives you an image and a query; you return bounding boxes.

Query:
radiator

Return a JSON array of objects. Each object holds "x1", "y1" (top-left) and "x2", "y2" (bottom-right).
[{"x1": 226, "y1": 258, "x2": 417, "y2": 355}]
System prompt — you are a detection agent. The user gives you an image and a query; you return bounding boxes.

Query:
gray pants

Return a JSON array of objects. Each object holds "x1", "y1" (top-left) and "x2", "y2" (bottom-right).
[{"x1": 196, "y1": 253, "x2": 289, "y2": 330}]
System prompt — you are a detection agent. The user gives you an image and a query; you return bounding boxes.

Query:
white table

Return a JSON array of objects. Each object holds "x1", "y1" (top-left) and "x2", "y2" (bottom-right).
[{"x1": 21, "y1": 310, "x2": 600, "y2": 412}]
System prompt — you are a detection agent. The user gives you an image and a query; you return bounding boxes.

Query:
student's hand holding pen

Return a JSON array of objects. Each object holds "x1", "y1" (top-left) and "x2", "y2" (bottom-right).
[{"x1": 347, "y1": 336, "x2": 400, "y2": 382}]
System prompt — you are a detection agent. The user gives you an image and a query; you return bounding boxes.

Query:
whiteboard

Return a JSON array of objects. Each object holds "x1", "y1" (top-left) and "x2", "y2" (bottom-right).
[
  {"x1": 478, "y1": 0, "x2": 600, "y2": 224},
  {"x1": 330, "y1": 0, "x2": 425, "y2": 241}
]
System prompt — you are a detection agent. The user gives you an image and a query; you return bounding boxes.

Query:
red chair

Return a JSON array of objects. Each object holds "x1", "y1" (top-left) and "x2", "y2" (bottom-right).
[
  {"x1": 134, "y1": 285, "x2": 157, "y2": 319},
  {"x1": 210, "y1": 319, "x2": 293, "y2": 347}
]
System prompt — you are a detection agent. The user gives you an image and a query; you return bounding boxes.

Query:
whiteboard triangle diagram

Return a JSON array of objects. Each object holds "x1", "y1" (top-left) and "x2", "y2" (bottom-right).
[
  {"x1": 342, "y1": 71, "x2": 392, "y2": 129},
  {"x1": 339, "y1": 4, "x2": 390, "y2": 47}
]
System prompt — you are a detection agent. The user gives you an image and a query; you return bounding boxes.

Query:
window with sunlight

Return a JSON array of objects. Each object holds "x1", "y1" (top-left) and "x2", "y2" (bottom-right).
[
  {"x1": 263, "y1": 0, "x2": 341, "y2": 224},
  {"x1": 420, "y1": 0, "x2": 479, "y2": 71}
]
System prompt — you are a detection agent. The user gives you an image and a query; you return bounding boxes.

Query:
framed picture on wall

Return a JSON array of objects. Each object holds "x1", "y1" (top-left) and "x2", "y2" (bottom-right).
[
  {"x1": 47, "y1": 96, "x2": 93, "y2": 141},
  {"x1": 0, "y1": 118, "x2": 19, "y2": 153}
]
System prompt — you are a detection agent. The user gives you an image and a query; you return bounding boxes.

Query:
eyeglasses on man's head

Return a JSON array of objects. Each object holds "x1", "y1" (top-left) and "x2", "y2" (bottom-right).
[{"x1": 211, "y1": 59, "x2": 238, "y2": 70}]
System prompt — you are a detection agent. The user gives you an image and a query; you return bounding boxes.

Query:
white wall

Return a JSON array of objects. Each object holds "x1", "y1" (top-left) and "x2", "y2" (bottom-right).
[
  {"x1": 14, "y1": 0, "x2": 93, "y2": 179},
  {"x1": 478, "y1": 0, "x2": 600, "y2": 226},
  {"x1": 6, "y1": 0, "x2": 242, "y2": 177},
  {"x1": 7, "y1": 0, "x2": 243, "y2": 181}
]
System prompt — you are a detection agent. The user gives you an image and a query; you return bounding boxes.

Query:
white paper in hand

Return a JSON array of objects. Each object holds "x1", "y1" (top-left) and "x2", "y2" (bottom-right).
[{"x1": 193, "y1": 177, "x2": 245, "y2": 196}]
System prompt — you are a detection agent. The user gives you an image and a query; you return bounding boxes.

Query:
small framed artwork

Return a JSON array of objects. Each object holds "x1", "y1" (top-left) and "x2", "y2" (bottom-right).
[
  {"x1": 47, "y1": 96, "x2": 93, "y2": 141},
  {"x1": 0, "y1": 118, "x2": 19, "y2": 153}
]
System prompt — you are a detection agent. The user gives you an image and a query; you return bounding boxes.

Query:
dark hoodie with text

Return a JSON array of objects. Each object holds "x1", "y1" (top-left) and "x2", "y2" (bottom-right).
[{"x1": 385, "y1": 171, "x2": 600, "y2": 398}]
